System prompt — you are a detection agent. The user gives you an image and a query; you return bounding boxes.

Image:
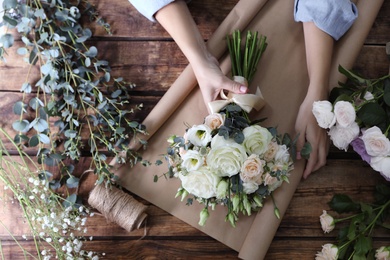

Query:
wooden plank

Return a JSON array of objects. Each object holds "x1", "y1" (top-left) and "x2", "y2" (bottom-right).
[{"x1": 1, "y1": 43, "x2": 388, "y2": 92}]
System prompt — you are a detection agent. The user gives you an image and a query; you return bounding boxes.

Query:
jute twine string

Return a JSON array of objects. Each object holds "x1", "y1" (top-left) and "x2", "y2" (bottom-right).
[{"x1": 87, "y1": 183, "x2": 148, "y2": 232}]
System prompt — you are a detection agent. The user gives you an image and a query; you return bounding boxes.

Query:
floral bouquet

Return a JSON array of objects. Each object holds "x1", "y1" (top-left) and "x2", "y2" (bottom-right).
[
  {"x1": 312, "y1": 65, "x2": 390, "y2": 180},
  {"x1": 160, "y1": 30, "x2": 300, "y2": 227}
]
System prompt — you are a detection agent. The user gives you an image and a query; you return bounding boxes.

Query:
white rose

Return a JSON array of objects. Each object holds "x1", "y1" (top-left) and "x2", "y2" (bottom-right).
[
  {"x1": 319, "y1": 210, "x2": 335, "y2": 233},
  {"x1": 207, "y1": 136, "x2": 247, "y2": 177},
  {"x1": 263, "y1": 173, "x2": 283, "y2": 192},
  {"x1": 328, "y1": 122, "x2": 360, "y2": 151},
  {"x1": 179, "y1": 167, "x2": 220, "y2": 199},
  {"x1": 186, "y1": 124, "x2": 212, "y2": 147},
  {"x1": 312, "y1": 100, "x2": 336, "y2": 129},
  {"x1": 375, "y1": 246, "x2": 390, "y2": 260},
  {"x1": 210, "y1": 134, "x2": 232, "y2": 148},
  {"x1": 361, "y1": 126, "x2": 390, "y2": 157},
  {"x1": 334, "y1": 101, "x2": 356, "y2": 127},
  {"x1": 242, "y1": 125, "x2": 273, "y2": 155},
  {"x1": 181, "y1": 150, "x2": 204, "y2": 172},
  {"x1": 274, "y1": 144, "x2": 290, "y2": 164},
  {"x1": 240, "y1": 154, "x2": 265, "y2": 184},
  {"x1": 370, "y1": 156, "x2": 390, "y2": 179},
  {"x1": 315, "y1": 244, "x2": 338, "y2": 260},
  {"x1": 242, "y1": 181, "x2": 259, "y2": 194},
  {"x1": 204, "y1": 113, "x2": 225, "y2": 130}
]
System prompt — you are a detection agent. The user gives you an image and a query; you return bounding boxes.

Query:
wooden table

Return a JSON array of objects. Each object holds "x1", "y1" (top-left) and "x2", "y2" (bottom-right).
[{"x1": 1, "y1": 0, "x2": 389, "y2": 259}]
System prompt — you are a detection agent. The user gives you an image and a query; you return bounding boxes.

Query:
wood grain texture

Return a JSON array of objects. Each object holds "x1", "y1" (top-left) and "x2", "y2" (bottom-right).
[{"x1": 0, "y1": 0, "x2": 389, "y2": 259}]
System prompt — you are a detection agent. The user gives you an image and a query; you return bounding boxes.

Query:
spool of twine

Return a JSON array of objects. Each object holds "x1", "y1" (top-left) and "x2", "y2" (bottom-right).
[{"x1": 87, "y1": 184, "x2": 148, "y2": 232}]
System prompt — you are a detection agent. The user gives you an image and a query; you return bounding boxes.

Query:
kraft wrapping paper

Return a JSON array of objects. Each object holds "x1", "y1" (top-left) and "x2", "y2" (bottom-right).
[{"x1": 116, "y1": 0, "x2": 383, "y2": 259}]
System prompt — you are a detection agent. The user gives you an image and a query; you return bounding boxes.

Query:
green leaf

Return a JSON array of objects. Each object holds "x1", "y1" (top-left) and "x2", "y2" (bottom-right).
[
  {"x1": 33, "y1": 118, "x2": 48, "y2": 132},
  {"x1": 383, "y1": 78, "x2": 390, "y2": 106},
  {"x1": 39, "y1": 133, "x2": 50, "y2": 144},
  {"x1": 21, "y1": 82, "x2": 32, "y2": 93},
  {"x1": 329, "y1": 194, "x2": 360, "y2": 213},
  {"x1": 12, "y1": 120, "x2": 29, "y2": 132},
  {"x1": 66, "y1": 176, "x2": 80, "y2": 189},
  {"x1": 2, "y1": 15, "x2": 17, "y2": 26},
  {"x1": 354, "y1": 235, "x2": 372, "y2": 256},
  {"x1": 63, "y1": 194, "x2": 77, "y2": 208},
  {"x1": 13, "y1": 101, "x2": 27, "y2": 115},
  {"x1": 338, "y1": 65, "x2": 366, "y2": 85},
  {"x1": 85, "y1": 46, "x2": 97, "y2": 57},
  {"x1": 0, "y1": 34, "x2": 14, "y2": 48},
  {"x1": 3, "y1": 0, "x2": 17, "y2": 9},
  {"x1": 29, "y1": 135, "x2": 39, "y2": 147},
  {"x1": 357, "y1": 103, "x2": 387, "y2": 127},
  {"x1": 300, "y1": 142, "x2": 312, "y2": 160}
]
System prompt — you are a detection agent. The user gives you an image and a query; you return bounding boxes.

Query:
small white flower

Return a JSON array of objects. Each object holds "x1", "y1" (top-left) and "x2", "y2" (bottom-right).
[
  {"x1": 33, "y1": 180, "x2": 40, "y2": 186},
  {"x1": 46, "y1": 237, "x2": 52, "y2": 243}
]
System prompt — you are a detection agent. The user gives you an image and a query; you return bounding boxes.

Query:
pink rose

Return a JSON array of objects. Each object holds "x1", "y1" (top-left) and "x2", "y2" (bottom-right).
[
  {"x1": 361, "y1": 126, "x2": 390, "y2": 157},
  {"x1": 334, "y1": 101, "x2": 356, "y2": 127}
]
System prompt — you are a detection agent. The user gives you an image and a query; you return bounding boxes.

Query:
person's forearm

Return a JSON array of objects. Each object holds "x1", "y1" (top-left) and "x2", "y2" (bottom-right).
[
  {"x1": 155, "y1": 0, "x2": 210, "y2": 68},
  {"x1": 303, "y1": 22, "x2": 334, "y2": 98}
]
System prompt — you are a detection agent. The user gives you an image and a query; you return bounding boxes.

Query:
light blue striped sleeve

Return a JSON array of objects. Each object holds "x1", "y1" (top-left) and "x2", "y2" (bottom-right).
[
  {"x1": 294, "y1": 0, "x2": 358, "y2": 40},
  {"x1": 129, "y1": 0, "x2": 176, "y2": 22}
]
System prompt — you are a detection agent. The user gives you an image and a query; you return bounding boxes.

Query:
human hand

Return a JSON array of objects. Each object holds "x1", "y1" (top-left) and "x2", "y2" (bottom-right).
[
  {"x1": 295, "y1": 91, "x2": 329, "y2": 179},
  {"x1": 192, "y1": 54, "x2": 248, "y2": 109}
]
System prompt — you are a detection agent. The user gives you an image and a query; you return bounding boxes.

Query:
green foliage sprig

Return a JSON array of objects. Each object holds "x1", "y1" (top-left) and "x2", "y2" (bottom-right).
[
  {"x1": 319, "y1": 184, "x2": 390, "y2": 259},
  {"x1": 0, "y1": 0, "x2": 148, "y2": 194}
]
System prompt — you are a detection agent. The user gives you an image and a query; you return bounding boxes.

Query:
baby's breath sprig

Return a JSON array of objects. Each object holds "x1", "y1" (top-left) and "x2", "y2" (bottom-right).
[{"x1": 0, "y1": 128, "x2": 100, "y2": 259}]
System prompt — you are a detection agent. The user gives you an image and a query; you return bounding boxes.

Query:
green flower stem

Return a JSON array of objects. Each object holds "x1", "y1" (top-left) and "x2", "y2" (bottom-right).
[
  {"x1": 366, "y1": 199, "x2": 390, "y2": 235},
  {"x1": 0, "y1": 221, "x2": 38, "y2": 259}
]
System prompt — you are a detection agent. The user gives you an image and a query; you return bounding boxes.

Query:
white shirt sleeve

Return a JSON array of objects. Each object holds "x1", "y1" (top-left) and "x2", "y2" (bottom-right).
[
  {"x1": 129, "y1": 0, "x2": 176, "y2": 22},
  {"x1": 294, "y1": 0, "x2": 358, "y2": 40}
]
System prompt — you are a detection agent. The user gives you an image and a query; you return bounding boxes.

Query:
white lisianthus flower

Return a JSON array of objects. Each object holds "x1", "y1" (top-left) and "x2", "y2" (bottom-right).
[
  {"x1": 333, "y1": 101, "x2": 356, "y2": 127},
  {"x1": 204, "y1": 113, "x2": 225, "y2": 130},
  {"x1": 179, "y1": 167, "x2": 220, "y2": 199},
  {"x1": 312, "y1": 100, "x2": 336, "y2": 129},
  {"x1": 319, "y1": 210, "x2": 335, "y2": 233},
  {"x1": 242, "y1": 125, "x2": 273, "y2": 155},
  {"x1": 240, "y1": 154, "x2": 265, "y2": 184},
  {"x1": 186, "y1": 124, "x2": 212, "y2": 147},
  {"x1": 370, "y1": 156, "x2": 390, "y2": 179},
  {"x1": 315, "y1": 244, "x2": 339, "y2": 260},
  {"x1": 207, "y1": 136, "x2": 247, "y2": 177},
  {"x1": 361, "y1": 126, "x2": 390, "y2": 157},
  {"x1": 375, "y1": 246, "x2": 390, "y2": 260},
  {"x1": 328, "y1": 122, "x2": 360, "y2": 151},
  {"x1": 181, "y1": 150, "x2": 204, "y2": 172},
  {"x1": 242, "y1": 181, "x2": 259, "y2": 194}
]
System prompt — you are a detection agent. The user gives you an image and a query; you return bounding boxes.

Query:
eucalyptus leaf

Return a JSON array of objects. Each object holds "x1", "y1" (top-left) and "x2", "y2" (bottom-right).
[
  {"x1": 2, "y1": 15, "x2": 17, "y2": 27},
  {"x1": 3, "y1": 0, "x2": 17, "y2": 9},
  {"x1": 0, "y1": 34, "x2": 14, "y2": 48},
  {"x1": 13, "y1": 101, "x2": 27, "y2": 115},
  {"x1": 20, "y1": 82, "x2": 32, "y2": 93},
  {"x1": 32, "y1": 118, "x2": 49, "y2": 132},
  {"x1": 63, "y1": 194, "x2": 77, "y2": 208},
  {"x1": 85, "y1": 46, "x2": 97, "y2": 57},
  {"x1": 29, "y1": 97, "x2": 44, "y2": 110},
  {"x1": 17, "y1": 47, "x2": 28, "y2": 56},
  {"x1": 29, "y1": 135, "x2": 39, "y2": 147},
  {"x1": 66, "y1": 176, "x2": 80, "y2": 189},
  {"x1": 12, "y1": 120, "x2": 29, "y2": 132},
  {"x1": 39, "y1": 133, "x2": 50, "y2": 144}
]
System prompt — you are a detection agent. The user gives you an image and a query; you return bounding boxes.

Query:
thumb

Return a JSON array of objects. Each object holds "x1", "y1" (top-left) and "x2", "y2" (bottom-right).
[{"x1": 222, "y1": 77, "x2": 248, "y2": 94}]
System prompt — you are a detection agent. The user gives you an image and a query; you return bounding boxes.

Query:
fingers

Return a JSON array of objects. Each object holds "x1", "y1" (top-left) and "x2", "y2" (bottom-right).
[{"x1": 222, "y1": 77, "x2": 248, "y2": 94}]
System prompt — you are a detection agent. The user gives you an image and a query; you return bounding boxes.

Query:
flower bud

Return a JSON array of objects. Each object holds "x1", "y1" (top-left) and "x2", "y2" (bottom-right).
[
  {"x1": 319, "y1": 210, "x2": 335, "y2": 233},
  {"x1": 216, "y1": 180, "x2": 229, "y2": 199},
  {"x1": 274, "y1": 206, "x2": 280, "y2": 219},
  {"x1": 253, "y1": 194, "x2": 263, "y2": 208},
  {"x1": 232, "y1": 195, "x2": 240, "y2": 214},
  {"x1": 167, "y1": 135, "x2": 176, "y2": 145},
  {"x1": 242, "y1": 194, "x2": 251, "y2": 216},
  {"x1": 198, "y1": 208, "x2": 209, "y2": 226},
  {"x1": 226, "y1": 212, "x2": 237, "y2": 228}
]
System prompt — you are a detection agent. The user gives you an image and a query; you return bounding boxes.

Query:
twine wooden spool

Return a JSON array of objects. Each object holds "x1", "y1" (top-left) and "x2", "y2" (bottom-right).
[{"x1": 87, "y1": 184, "x2": 148, "y2": 232}]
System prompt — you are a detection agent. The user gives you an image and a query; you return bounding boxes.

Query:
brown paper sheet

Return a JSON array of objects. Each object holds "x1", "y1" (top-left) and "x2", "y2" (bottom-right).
[{"x1": 116, "y1": 0, "x2": 383, "y2": 259}]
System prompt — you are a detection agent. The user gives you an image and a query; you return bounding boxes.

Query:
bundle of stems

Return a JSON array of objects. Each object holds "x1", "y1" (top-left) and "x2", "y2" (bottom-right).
[{"x1": 226, "y1": 30, "x2": 268, "y2": 84}]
